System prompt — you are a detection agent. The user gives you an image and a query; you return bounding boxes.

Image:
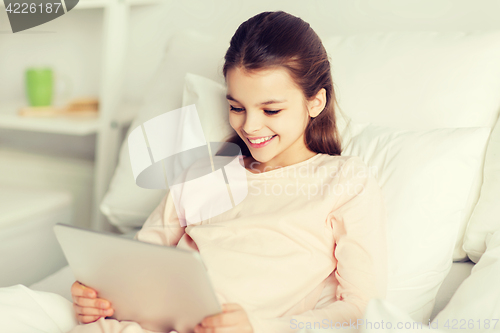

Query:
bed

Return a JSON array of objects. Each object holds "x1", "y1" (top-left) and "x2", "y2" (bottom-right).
[{"x1": 2, "y1": 1, "x2": 500, "y2": 332}]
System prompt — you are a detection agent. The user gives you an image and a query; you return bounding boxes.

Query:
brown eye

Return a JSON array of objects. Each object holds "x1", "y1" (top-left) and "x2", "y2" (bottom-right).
[
  {"x1": 264, "y1": 110, "x2": 281, "y2": 115},
  {"x1": 230, "y1": 106, "x2": 245, "y2": 112}
]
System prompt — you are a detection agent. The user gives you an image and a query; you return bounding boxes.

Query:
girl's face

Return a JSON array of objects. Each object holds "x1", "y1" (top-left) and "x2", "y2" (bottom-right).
[{"x1": 226, "y1": 66, "x2": 320, "y2": 171}]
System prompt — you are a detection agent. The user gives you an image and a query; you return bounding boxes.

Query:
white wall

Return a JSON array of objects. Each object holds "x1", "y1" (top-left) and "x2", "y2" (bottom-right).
[{"x1": 0, "y1": 8, "x2": 103, "y2": 103}]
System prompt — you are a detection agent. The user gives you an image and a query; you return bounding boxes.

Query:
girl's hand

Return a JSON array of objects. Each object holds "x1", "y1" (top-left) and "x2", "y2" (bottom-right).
[
  {"x1": 194, "y1": 303, "x2": 253, "y2": 333},
  {"x1": 70, "y1": 281, "x2": 114, "y2": 324}
]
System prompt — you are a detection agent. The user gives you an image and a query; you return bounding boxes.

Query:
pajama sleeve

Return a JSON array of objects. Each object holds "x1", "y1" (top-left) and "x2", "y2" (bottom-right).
[
  {"x1": 133, "y1": 191, "x2": 186, "y2": 247},
  {"x1": 247, "y1": 156, "x2": 389, "y2": 333}
]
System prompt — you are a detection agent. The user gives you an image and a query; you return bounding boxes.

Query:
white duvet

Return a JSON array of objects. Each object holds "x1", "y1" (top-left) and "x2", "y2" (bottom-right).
[{"x1": 2, "y1": 230, "x2": 500, "y2": 333}]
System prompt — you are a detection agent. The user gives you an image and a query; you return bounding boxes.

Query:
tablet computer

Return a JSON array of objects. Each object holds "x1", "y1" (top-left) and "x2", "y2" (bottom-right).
[{"x1": 53, "y1": 223, "x2": 221, "y2": 333}]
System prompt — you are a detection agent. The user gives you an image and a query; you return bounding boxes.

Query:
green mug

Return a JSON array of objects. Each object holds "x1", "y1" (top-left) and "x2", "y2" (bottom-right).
[{"x1": 25, "y1": 67, "x2": 54, "y2": 107}]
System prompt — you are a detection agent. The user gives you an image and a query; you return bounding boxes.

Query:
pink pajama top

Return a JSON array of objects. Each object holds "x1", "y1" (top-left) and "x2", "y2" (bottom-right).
[{"x1": 70, "y1": 154, "x2": 388, "y2": 333}]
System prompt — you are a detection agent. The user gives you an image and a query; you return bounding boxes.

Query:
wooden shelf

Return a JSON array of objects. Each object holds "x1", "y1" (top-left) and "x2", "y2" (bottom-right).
[
  {"x1": 0, "y1": 100, "x2": 138, "y2": 136},
  {"x1": 0, "y1": 101, "x2": 101, "y2": 136}
]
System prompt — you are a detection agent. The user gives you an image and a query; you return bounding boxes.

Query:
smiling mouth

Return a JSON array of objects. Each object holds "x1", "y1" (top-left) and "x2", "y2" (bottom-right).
[
  {"x1": 246, "y1": 135, "x2": 277, "y2": 148},
  {"x1": 247, "y1": 135, "x2": 277, "y2": 144}
]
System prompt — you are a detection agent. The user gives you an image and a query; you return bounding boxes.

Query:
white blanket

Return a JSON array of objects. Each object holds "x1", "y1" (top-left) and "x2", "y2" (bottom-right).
[
  {"x1": 0, "y1": 284, "x2": 160, "y2": 333},
  {"x1": 0, "y1": 284, "x2": 77, "y2": 333}
]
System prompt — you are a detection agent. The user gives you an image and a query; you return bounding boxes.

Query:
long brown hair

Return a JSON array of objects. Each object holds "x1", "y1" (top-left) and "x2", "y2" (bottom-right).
[{"x1": 217, "y1": 10, "x2": 342, "y2": 157}]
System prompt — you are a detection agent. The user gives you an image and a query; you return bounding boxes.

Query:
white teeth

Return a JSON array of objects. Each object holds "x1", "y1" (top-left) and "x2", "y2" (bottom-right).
[{"x1": 249, "y1": 135, "x2": 274, "y2": 144}]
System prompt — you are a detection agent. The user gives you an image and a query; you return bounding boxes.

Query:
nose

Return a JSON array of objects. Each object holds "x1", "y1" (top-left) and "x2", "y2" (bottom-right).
[{"x1": 242, "y1": 110, "x2": 264, "y2": 135}]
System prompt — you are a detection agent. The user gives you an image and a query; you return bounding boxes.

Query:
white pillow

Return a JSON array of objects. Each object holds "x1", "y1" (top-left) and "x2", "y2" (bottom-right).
[
  {"x1": 324, "y1": 31, "x2": 500, "y2": 261},
  {"x1": 341, "y1": 122, "x2": 491, "y2": 323},
  {"x1": 100, "y1": 30, "x2": 230, "y2": 232},
  {"x1": 463, "y1": 116, "x2": 500, "y2": 263},
  {"x1": 433, "y1": 228, "x2": 500, "y2": 327},
  {"x1": 324, "y1": 31, "x2": 500, "y2": 129},
  {"x1": 181, "y1": 73, "x2": 234, "y2": 143}
]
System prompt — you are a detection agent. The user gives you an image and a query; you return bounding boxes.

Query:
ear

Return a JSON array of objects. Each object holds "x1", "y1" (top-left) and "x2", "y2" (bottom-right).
[{"x1": 306, "y1": 88, "x2": 327, "y2": 118}]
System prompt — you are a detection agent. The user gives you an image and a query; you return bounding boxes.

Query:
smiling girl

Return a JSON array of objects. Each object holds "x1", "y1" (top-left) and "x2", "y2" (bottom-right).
[{"x1": 70, "y1": 10, "x2": 388, "y2": 333}]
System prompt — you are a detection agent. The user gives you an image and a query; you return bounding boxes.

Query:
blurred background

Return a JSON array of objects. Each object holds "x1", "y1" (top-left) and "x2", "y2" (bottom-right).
[{"x1": 1, "y1": 0, "x2": 500, "y2": 233}]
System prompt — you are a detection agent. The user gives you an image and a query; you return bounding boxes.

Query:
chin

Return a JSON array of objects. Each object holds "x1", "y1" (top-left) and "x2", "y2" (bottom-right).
[{"x1": 249, "y1": 150, "x2": 276, "y2": 163}]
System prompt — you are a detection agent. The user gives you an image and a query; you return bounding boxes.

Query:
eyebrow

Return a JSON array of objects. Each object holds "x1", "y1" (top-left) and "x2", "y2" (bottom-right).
[{"x1": 226, "y1": 94, "x2": 287, "y2": 106}]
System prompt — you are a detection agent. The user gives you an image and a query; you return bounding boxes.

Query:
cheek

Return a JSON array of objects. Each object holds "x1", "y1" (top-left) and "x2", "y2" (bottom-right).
[
  {"x1": 229, "y1": 113, "x2": 243, "y2": 130},
  {"x1": 279, "y1": 114, "x2": 303, "y2": 132}
]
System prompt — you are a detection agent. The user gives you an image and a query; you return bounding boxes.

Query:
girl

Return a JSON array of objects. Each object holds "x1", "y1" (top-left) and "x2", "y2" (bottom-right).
[{"x1": 70, "y1": 10, "x2": 388, "y2": 333}]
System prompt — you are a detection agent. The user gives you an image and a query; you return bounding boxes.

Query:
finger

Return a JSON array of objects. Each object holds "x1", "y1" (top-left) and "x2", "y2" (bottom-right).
[
  {"x1": 71, "y1": 281, "x2": 96, "y2": 298},
  {"x1": 201, "y1": 310, "x2": 245, "y2": 328},
  {"x1": 73, "y1": 303, "x2": 112, "y2": 317},
  {"x1": 74, "y1": 296, "x2": 112, "y2": 310},
  {"x1": 73, "y1": 303, "x2": 114, "y2": 317},
  {"x1": 77, "y1": 314, "x2": 101, "y2": 324}
]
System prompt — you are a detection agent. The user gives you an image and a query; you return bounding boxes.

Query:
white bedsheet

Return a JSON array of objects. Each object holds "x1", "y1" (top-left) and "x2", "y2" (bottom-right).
[{"x1": 0, "y1": 284, "x2": 77, "y2": 333}]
